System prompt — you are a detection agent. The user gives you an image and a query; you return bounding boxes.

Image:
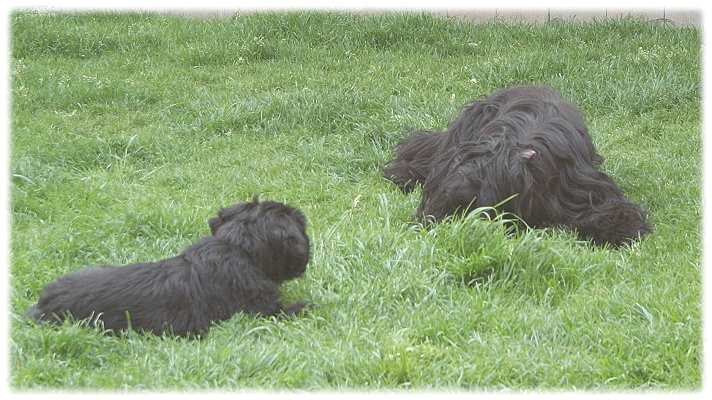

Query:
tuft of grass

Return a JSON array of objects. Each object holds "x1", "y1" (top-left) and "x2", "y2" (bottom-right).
[
  {"x1": 10, "y1": 11, "x2": 701, "y2": 390},
  {"x1": 426, "y1": 208, "x2": 593, "y2": 302}
]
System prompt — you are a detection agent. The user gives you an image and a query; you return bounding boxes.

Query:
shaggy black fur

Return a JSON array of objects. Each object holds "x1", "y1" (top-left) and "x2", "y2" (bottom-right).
[
  {"x1": 383, "y1": 130, "x2": 448, "y2": 193},
  {"x1": 25, "y1": 199, "x2": 311, "y2": 337},
  {"x1": 383, "y1": 86, "x2": 651, "y2": 247}
]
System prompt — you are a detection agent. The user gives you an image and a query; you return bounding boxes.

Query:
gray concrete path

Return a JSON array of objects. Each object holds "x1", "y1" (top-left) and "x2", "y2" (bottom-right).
[
  {"x1": 29, "y1": 7, "x2": 701, "y2": 27},
  {"x1": 155, "y1": 8, "x2": 700, "y2": 26}
]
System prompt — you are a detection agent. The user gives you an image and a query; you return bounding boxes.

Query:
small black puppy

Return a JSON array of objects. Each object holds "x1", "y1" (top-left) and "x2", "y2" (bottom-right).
[{"x1": 26, "y1": 199, "x2": 311, "y2": 337}]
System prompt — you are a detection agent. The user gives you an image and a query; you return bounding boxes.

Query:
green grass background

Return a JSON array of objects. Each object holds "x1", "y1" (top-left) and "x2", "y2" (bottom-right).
[{"x1": 9, "y1": 11, "x2": 701, "y2": 390}]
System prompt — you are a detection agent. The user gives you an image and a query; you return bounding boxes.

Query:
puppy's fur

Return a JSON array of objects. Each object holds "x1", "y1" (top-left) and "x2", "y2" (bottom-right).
[
  {"x1": 26, "y1": 199, "x2": 310, "y2": 337},
  {"x1": 384, "y1": 86, "x2": 650, "y2": 246}
]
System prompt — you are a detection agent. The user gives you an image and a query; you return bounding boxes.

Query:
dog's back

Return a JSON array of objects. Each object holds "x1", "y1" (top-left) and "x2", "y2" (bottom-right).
[
  {"x1": 27, "y1": 257, "x2": 189, "y2": 332},
  {"x1": 447, "y1": 86, "x2": 601, "y2": 163}
]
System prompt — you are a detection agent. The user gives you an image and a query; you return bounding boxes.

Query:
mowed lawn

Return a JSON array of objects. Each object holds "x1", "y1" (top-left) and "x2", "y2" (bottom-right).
[{"x1": 9, "y1": 12, "x2": 700, "y2": 390}]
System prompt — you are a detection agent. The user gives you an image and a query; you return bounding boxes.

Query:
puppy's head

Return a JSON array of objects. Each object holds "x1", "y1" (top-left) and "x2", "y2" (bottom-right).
[{"x1": 210, "y1": 198, "x2": 310, "y2": 282}]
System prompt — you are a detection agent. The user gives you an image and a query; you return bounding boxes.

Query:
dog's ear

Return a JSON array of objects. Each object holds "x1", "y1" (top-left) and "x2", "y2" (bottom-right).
[
  {"x1": 214, "y1": 217, "x2": 252, "y2": 250},
  {"x1": 208, "y1": 215, "x2": 224, "y2": 235}
]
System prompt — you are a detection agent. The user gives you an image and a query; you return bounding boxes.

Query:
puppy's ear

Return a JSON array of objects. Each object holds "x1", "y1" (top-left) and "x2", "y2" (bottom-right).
[
  {"x1": 214, "y1": 218, "x2": 251, "y2": 250},
  {"x1": 208, "y1": 215, "x2": 224, "y2": 235}
]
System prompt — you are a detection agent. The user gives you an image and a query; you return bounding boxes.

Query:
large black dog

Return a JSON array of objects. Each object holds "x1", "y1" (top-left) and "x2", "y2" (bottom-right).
[
  {"x1": 26, "y1": 199, "x2": 311, "y2": 337},
  {"x1": 384, "y1": 86, "x2": 650, "y2": 246}
]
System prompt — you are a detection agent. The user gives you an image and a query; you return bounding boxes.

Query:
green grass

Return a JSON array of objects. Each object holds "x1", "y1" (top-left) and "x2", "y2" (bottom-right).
[{"x1": 9, "y1": 11, "x2": 701, "y2": 390}]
